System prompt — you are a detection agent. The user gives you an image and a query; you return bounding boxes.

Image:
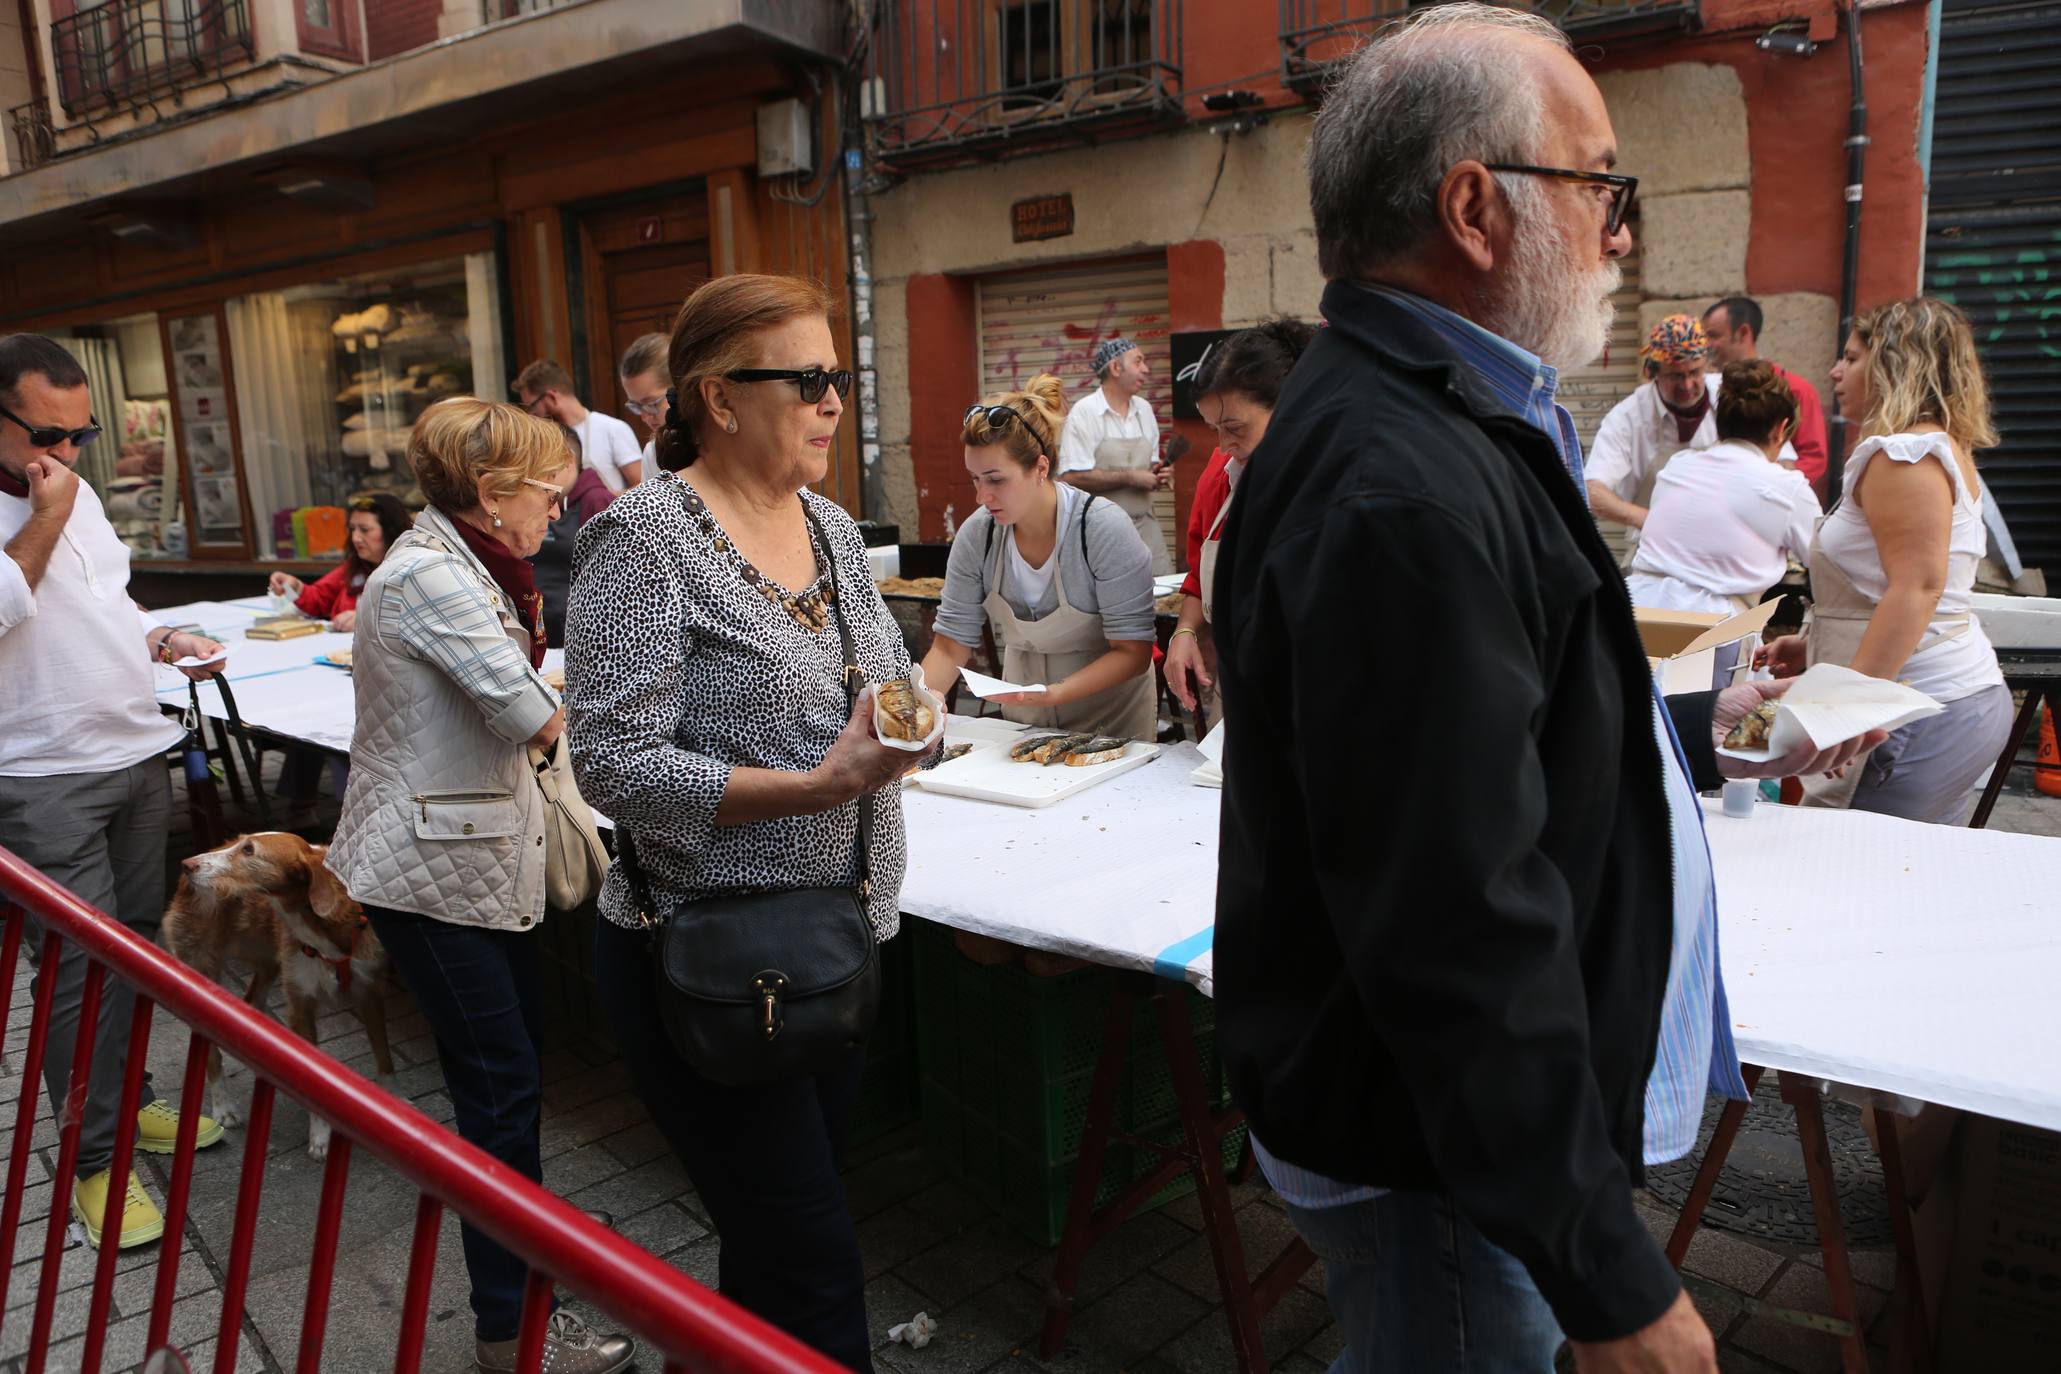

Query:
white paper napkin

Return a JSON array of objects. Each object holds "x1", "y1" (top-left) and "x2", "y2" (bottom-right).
[
  {"x1": 1190, "y1": 720, "x2": 1225, "y2": 788},
  {"x1": 874, "y1": 666, "x2": 947, "y2": 753},
  {"x1": 171, "y1": 651, "x2": 229, "y2": 669},
  {"x1": 958, "y1": 666, "x2": 1048, "y2": 699},
  {"x1": 1716, "y1": 663, "x2": 1942, "y2": 763}
]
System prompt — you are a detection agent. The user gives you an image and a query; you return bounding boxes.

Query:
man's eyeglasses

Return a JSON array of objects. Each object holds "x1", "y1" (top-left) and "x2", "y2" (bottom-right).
[
  {"x1": 0, "y1": 402, "x2": 101, "y2": 451},
  {"x1": 725, "y1": 368, "x2": 855, "y2": 405},
  {"x1": 964, "y1": 403, "x2": 1051, "y2": 455},
  {"x1": 1482, "y1": 164, "x2": 1639, "y2": 236},
  {"x1": 622, "y1": 396, "x2": 667, "y2": 421}
]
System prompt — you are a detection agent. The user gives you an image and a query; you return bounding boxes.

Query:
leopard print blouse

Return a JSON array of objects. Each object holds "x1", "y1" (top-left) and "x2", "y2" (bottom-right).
[{"x1": 562, "y1": 473, "x2": 911, "y2": 938}]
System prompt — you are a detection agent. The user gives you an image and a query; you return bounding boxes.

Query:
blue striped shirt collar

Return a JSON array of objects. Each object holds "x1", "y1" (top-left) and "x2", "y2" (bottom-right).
[{"x1": 1352, "y1": 282, "x2": 1563, "y2": 422}]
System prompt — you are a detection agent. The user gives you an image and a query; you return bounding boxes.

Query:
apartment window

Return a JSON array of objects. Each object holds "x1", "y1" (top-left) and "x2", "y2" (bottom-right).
[
  {"x1": 999, "y1": 1, "x2": 1062, "y2": 109},
  {"x1": 297, "y1": 0, "x2": 361, "y2": 60}
]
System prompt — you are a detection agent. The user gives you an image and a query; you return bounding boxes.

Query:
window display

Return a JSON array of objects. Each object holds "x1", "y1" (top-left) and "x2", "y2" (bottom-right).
[
  {"x1": 49, "y1": 313, "x2": 185, "y2": 560},
  {"x1": 226, "y1": 252, "x2": 504, "y2": 559}
]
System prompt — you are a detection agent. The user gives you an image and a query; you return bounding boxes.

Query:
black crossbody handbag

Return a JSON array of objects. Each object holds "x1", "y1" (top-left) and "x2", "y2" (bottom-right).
[{"x1": 616, "y1": 505, "x2": 881, "y2": 1086}]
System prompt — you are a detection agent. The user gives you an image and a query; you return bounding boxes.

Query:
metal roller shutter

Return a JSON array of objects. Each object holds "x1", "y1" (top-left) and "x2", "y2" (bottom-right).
[
  {"x1": 1924, "y1": 0, "x2": 2061, "y2": 574},
  {"x1": 977, "y1": 255, "x2": 1178, "y2": 563}
]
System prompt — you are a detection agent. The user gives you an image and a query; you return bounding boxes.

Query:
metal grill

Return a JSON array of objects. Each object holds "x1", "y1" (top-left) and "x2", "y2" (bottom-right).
[
  {"x1": 1277, "y1": 0, "x2": 1699, "y2": 92},
  {"x1": 862, "y1": 0, "x2": 1185, "y2": 168},
  {"x1": 6, "y1": 101, "x2": 55, "y2": 172},
  {"x1": 49, "y1": 0, "x2": 256, "y2": 120}
]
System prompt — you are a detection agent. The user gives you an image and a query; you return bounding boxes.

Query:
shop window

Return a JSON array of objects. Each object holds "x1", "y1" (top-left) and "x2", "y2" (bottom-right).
[
  {"x1": 48, "y1": 314, "x2": 184, "y2": 560},
  {"x1": 225, "y1": 251, "x2": 505, "y2": 561}
]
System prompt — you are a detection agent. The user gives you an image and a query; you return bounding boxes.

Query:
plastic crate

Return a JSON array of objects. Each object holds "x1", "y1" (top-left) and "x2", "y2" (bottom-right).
[{"x1": 912, "y1": 922, "x2": 1243, "y2": 1245}]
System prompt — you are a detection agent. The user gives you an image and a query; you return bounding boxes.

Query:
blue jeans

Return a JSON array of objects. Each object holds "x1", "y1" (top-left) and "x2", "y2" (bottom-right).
[
  {"x1": 1284, "y1": 1190, "x2": 1564, "y2": 1374},
  {"x1": 365, "y1": 906, "x2": 545, "y2": 1343}
]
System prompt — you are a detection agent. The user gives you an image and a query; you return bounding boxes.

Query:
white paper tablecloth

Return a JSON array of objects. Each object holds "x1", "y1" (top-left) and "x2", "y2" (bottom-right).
[{"x1": 147, "y1": 610, "x2": 2061, "y2": 1133}]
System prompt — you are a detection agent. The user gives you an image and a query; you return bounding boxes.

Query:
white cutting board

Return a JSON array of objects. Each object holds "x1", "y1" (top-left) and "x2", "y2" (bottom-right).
[{"x1": 912, "y1": 734, "x2": 1162, "y2": 808}]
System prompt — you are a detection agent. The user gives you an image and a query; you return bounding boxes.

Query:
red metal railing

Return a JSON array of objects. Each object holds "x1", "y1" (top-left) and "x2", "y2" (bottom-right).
[{"x1": 0, "y1": 846, "x2": 849, "y2": 1374}]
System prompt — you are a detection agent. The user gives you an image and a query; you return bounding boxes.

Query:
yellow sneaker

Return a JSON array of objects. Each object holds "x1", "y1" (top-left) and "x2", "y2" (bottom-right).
[
  {"x1": 135, "y1": 1098, "x2": 224, "y2": 1153},
  {"x1": 71, "y1": 1168, "x2": 166, "y2": 1249}
]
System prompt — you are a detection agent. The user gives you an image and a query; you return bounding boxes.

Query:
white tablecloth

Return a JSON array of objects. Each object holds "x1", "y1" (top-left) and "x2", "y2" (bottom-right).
[{"x1": 147, "y1": 607, "x2": 2061, "y2": 1134}]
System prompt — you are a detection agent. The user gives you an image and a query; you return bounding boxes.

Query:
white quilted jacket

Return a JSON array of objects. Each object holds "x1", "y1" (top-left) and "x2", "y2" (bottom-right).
[{"x1": 326, "y1": 507, "x2": 560, "y2": 930}]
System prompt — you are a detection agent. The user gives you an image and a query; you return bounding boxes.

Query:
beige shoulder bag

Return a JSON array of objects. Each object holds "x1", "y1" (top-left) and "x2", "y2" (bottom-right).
[{"x1": 531, "y1": 736, "x2": 608, "y2": 911}]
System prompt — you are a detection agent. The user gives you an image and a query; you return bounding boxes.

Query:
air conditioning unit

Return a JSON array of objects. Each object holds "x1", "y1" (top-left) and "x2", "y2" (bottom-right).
[{"x1": 757, "y1": 99, "x2": 814, "y2": 179}]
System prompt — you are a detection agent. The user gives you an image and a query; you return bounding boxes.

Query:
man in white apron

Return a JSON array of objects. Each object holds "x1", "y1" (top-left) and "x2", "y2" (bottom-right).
[{"x1": 1057, "y1": 337, "x2": 1173, "y2": 574}]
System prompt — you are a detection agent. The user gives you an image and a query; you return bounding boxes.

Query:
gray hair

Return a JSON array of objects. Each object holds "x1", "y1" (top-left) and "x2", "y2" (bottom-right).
[
  {"x1": 618, "y1": 331, "x2": 669, "y2": 382},
  {"x1": 1308, "y1": 2, "x2": 1569, "y2": 280}
]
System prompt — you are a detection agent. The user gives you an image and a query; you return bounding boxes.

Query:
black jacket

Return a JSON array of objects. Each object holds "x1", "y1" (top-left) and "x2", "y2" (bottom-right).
[{"x1": 1213, "y1": 282, "x2": 1723, "y2": 1342}]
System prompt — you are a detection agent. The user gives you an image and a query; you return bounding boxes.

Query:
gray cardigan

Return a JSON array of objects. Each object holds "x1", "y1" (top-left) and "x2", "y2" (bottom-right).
[{"x1": 933, "y1": 484, "x2": 1155, "y2": 648}]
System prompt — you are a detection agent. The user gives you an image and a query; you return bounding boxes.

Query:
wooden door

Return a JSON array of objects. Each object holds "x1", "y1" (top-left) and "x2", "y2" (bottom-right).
[{"x1": 578, "y1": 191, "x2": 711, "y2": 425}]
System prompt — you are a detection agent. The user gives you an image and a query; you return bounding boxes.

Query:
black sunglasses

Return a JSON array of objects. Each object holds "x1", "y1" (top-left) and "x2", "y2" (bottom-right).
[
  {"x1": 1482, "y1": 164, "x2": 1640, "y2": 236},
  {"x1": 725, "y1": 368, "x2": 854, "y2": 405},
  {"x1": 964, "y1": 403, "x2": 1051, "y2": 454},
  {"x1": 0, "y1": 401, "x2": 100, "y2": 451}
]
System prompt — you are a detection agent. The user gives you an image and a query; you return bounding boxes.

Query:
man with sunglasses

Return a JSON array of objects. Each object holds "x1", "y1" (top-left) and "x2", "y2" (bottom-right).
[
  {"x1": 1210, "y1": 9, "x2": 1880, "y2": 1372},
  {"x1": 0, "y1": 334, "x2": 230, "y2": 1250},
  {"x1": 514, "y1": 359, "x2": 643, "y2": 493}
]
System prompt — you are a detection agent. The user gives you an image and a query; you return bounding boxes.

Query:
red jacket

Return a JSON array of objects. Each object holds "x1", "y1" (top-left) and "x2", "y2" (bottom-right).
[
  {"x1": 1180, "y1": 447, "x2": 1236, "y2": 600},
  {"x1": 1774, "y1": 363, "x2": 1829, "y2": 491},
  {"x1": 293, "y1": 563, "x2": 366, "y2": 621}
]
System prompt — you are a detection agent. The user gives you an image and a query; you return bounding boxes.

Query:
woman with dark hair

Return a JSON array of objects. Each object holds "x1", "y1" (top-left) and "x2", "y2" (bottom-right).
[
  {"x1": 1163, "y1": 318, "x2": 1317, "y2": 713},
  {"x1": 1625, "y1": 359, "x2": 1820, "y2": 615},
  {"x1": 564, "y1": 273, "x2": 916, "y2": 1369},
  {"x1": 267, "y1": 492, "x2": 412, "y2": 633},
  {"x1": 268, "y1": 492, "x2": 414, "y2": 817}
]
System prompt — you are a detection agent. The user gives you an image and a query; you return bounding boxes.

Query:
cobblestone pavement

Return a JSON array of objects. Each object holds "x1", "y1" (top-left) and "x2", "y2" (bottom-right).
[{"x1": 3, "y1": 769, "x2": 2053, "y2": 1373}]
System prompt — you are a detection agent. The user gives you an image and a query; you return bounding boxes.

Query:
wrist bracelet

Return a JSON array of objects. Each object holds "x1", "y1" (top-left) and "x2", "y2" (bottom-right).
[
  {"x1": 155, "y1": 631, "x2": 177, "y2": 664},
  {"x1": 1169, "y1": 627, "x2": 1199, "y2": 642}
]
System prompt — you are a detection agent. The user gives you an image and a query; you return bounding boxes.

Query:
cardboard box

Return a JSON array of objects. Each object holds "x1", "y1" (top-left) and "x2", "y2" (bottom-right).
[
  {"x1": 1636, "y1": 601, "x2": 1782, "y2": 696},
  {"x1": 1933, "y1": 1116, "x2": 2061, "y2": 1367}
]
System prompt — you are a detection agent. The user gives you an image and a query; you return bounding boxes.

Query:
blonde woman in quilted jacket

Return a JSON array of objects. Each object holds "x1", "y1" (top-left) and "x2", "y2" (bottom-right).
[{"x1": 325, "y1": 398, "x2": 633, "y2": 1374}]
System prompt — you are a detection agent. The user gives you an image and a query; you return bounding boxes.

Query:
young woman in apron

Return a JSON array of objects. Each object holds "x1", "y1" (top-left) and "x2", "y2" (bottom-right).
[
  {"x1": 1753, "y1": 298, "x2": 2012, "y2": 824},
  {"x1": 1164, "y1": 320, "x2": 1319, "y2": 720},
  {"x1": 921, "y1": 375, "x2": 1159, "y2": 741}
]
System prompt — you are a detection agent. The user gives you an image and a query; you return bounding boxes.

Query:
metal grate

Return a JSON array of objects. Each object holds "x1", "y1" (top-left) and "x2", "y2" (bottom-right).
[
  {"x1": 863, "y1": 0, "x2": 1185, "y2": 168},
  {"x1": 50, "y1": 0, "x2": 256, "y2": 119},
  {"x1": 1278, "y1": 0, "x2": 1699, "y2": 92},
  {"x1": 5, "y1": 100, "x2": 55, "y2": 172}
]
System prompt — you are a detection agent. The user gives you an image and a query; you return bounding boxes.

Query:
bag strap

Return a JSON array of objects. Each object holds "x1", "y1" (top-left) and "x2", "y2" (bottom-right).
[{"x1": 619, "y1": 492, "x2": 874, "y2": 925}]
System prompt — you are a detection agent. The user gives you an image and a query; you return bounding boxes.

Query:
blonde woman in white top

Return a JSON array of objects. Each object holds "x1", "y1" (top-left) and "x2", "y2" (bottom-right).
[{"x1": 1755, "y1": 297, "x2": 2010, "y2": 823}]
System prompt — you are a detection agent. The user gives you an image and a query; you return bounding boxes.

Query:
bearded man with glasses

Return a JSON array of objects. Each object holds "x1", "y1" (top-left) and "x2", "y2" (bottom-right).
[
  {"x1": 0, "y1": 333, "x2": 231, "y2": 1251},
  {"x1": 1208, "y1": 8, "x2": 1883, "y2": 1371}
]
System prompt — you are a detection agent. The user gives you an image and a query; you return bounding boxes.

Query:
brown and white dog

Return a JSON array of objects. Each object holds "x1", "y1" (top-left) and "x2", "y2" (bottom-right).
[{"x1": 161, "y1": 832, "x2": 394, "y2": 1158}]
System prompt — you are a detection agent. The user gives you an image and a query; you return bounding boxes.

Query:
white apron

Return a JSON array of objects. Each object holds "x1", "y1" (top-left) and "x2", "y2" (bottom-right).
[
  {"x1": 1198, "y1": 482, "x2": 1234, "y2": 626},
  {"x1": 980, "y1": 527, "x2": 1157, "y2": 741},
  {"x1": 1097, "y1": 434, "x2": 1173, "y2": 576},
  {"x1": 1797, "y1": 521, "x2": 1968, "y2": 809}
]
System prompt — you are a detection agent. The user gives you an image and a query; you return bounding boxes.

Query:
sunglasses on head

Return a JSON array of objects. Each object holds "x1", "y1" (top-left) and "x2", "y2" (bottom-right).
[
  {"x1": 0, "y1": 401, "x2": 100, "y2": 451},
  {"x1": 724, "y1": 367, "x2": 854, "y2": 405},
  {"x1": 964, "y1": 403, "x2": 1051, "y2": 453}
]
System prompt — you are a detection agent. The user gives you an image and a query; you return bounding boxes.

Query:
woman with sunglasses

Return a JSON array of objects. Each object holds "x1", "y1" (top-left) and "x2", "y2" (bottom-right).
[
  {"x1": 918, "y1": 374, "x2": 1157, "y2": 740},
  {"x1": 326, "y1": 399, "x2": 634, "y2": 1374},
  {"x1": 565, "y1": 274, "x2": 919, "y2": 1371}
]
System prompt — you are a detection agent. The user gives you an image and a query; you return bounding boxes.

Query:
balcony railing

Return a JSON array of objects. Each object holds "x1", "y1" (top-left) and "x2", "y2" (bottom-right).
[
  {"x1": 864, "y1": 0, "x2": 1184, "y2": 169},
  {"x1": 1280, "y1": 0, "x2": 1698, "y2": 92},
  {"x1": 6, "y1": 100, "x2": 56, "y2": 172},
  {"x1": 51, "y1": 0, "x2": 257, "y2": 120}
]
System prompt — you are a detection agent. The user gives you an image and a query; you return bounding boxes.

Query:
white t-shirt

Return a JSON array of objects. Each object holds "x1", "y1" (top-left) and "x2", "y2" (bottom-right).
[
  {"x1": 1004, "y1": 523, "x2": 1060, "y2": 609},
  {"x1": 1586, "y1": 376, "x2": 1800, "y2": 551},
  {"x1": 1814, "y1": 432, "x2": 2003, "y2": 703},
  {"x1": 1627, "y1": 441, "x2": 1820, "y2": 613},
  {"x1": 573, "y1": 411, "x2": 644, "y2": 494},
  {"x1": 0, "y1": 480, "x2": 186, "y2": 775},
  {"x1": 1057, "y1": 388, "x2": 1158, "y2": 476}
]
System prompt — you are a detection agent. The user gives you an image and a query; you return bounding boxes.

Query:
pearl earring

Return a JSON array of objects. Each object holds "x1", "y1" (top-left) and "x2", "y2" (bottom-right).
[{"x1": 491, "y1": 509, "x2": 503, "y2": 528}]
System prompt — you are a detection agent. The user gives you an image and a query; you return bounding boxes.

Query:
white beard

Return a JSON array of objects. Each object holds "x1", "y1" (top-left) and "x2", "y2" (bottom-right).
[{"x1": 1486, "y1": 183, "x2": 1623, "y2": 372}]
